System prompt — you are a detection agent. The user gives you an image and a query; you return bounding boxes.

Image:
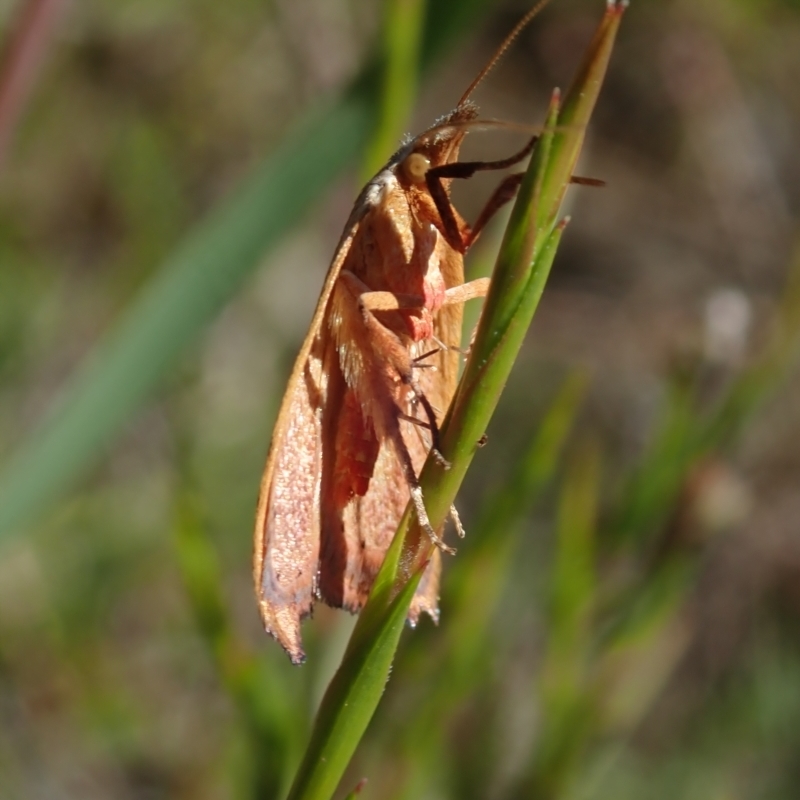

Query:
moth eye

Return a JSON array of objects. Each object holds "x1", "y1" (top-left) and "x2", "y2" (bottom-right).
[{"x1": 402, "y1": 152, "x2": 430, "y2": 185}]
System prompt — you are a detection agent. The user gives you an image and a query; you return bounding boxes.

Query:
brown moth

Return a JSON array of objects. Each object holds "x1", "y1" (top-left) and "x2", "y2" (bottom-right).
[{"x1": 254, "y1": 3, "x2": 551, "y2": 665}]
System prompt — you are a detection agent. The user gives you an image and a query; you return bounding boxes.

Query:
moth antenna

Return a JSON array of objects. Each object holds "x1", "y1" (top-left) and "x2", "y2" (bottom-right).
[
  {"x1": 417, "y1": 117, "x2": 587, "y2": 149},
  {"x1": 458, "y1": 0, "x2": 554, "y2": 107}
]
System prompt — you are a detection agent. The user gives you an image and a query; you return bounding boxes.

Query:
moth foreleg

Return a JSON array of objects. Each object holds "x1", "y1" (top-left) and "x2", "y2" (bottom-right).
[
  {"x1": 430, "y1": 134, "x2": 538, "y2": 184},
  {"x1": 442, "y1": 278, "x2": 490, "y2": 307},
  {"x1": 358, "y1": 289, "x2": 425, "y2": 312}
]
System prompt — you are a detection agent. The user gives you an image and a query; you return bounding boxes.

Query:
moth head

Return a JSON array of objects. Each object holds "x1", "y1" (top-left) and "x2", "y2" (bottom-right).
[
  {"x1": 407, "y1": 100, "x2": 480, "y2": 177},
  {"x1": 394, "y1": 0, "x2": 551, "y2": 186}
]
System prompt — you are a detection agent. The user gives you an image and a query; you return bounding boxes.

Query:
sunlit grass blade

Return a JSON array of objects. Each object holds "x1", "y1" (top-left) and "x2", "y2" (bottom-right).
[
  {"x1": 285, "y1": 563, "x2": 425, "y2": 800},
  {"x1": 283, "y1": 5, "x2": 627, "y2": 799}
]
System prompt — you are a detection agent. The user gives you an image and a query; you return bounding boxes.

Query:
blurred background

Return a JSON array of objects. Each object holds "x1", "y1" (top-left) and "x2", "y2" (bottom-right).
[{"x1": 1, "y1": 0, "x2": 800, "y2": 798}]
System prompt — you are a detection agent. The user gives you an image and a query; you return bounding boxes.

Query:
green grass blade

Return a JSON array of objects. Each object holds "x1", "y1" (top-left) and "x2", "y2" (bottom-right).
[
  {"x1": 285, "y1": 564, "x2": 424, "y2": 800},
  {"x1": 286, "y1": 73, "x2": 557, "y2": 800},
  {"x1": 283, "y1": 5, "x2": 627, "y2": 798}
]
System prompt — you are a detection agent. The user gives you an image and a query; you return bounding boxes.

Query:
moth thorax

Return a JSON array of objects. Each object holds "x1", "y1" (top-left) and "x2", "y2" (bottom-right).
[{"x1": 402, "y1": 152, "x2": 430, "y2": 185}]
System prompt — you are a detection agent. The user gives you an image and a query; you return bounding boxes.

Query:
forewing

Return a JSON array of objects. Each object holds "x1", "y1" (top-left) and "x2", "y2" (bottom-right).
[{"x1": 253, "y1": 219, "x2": 364, "y2": 665}]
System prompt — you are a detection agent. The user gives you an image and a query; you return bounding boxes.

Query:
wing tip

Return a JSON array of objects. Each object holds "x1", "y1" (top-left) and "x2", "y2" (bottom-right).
[{"x1": 259, "y1": 600, "x2": 308, "y2": 666}]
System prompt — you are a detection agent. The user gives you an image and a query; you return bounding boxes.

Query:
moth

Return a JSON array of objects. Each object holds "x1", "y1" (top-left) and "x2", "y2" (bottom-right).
[{"x1": 254, "y1": 3, "x2": 553, "y2": 665}]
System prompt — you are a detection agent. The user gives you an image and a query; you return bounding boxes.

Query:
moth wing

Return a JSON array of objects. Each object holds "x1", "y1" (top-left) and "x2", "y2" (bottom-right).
[
  {"x1": 317, "y1": 223, "x2": 466, "y2": 618},
  {"x1": 253, "y1": 217, "x2": 365, "y2": 665}
]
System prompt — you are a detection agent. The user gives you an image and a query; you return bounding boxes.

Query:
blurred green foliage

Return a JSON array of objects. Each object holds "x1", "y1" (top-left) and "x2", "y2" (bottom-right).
[{"x1": 2, "y1": 0, "x2": 800, "y2": 799}]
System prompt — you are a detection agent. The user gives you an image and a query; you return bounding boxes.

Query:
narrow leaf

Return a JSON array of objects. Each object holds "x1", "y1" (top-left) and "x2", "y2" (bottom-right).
[{"x1": 282, "y1": 5, "x2": 627, "y2": 798}]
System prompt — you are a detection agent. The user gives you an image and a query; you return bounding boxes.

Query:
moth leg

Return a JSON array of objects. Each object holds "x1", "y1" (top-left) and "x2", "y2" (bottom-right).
[
  {"x1": 456, "y1": 171, "x2": 603, "y2": 245},
  {"x1": 436, "y1": 277, "x2": 493, "y2": 358},
  {"x1": 359, "y1": 289, "x2": 425, "y2": 312},
  {"x1": 571, "y1": 175, "x2": 605, "y2": 187},
  {"x1": 449, "y1": 504, "x2": 465, "y2": 539},
  {"x1": 407, "y1": 350, "x2": 454, "y2": 466},
  {"x1": 399, "y1": 412, "x2": 431, "y2": 429},
  {"x1": 413, "y1": 346, "x2": 442, "y2": 366},
  {"x1": 414, "y1": 339, "x2": 465, "y2": 363},
  {"x1": 468, "y1": 173, "x2": 525, "y2": 244},
  {"x1": 352, "y1": 289, "x2": 464, "y2": 441},
  {"x1": 411, "y1": 389, "x2": 449, "y2": 468},
  {"x1": 411, "y1": 485, "x2": 456, "y2": 554},
  {"x1": 442, "y1": 277, "x2": 490, "y2": 307},
  {"x1": 414, "y1": 333, "x2": 468, "y2": 361},
  {"x1": 396, "y1": 412, "x2": 454, "y2": 553},
  {"x1": 357, "y1": 275, "x2": 488, "y2": 357},
  {"x1": 400, "y1": 407, "x2": 449, "y2": 472},
  {"x1": 426, "y1": 135, "x2": 538, "y2": 253}
]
